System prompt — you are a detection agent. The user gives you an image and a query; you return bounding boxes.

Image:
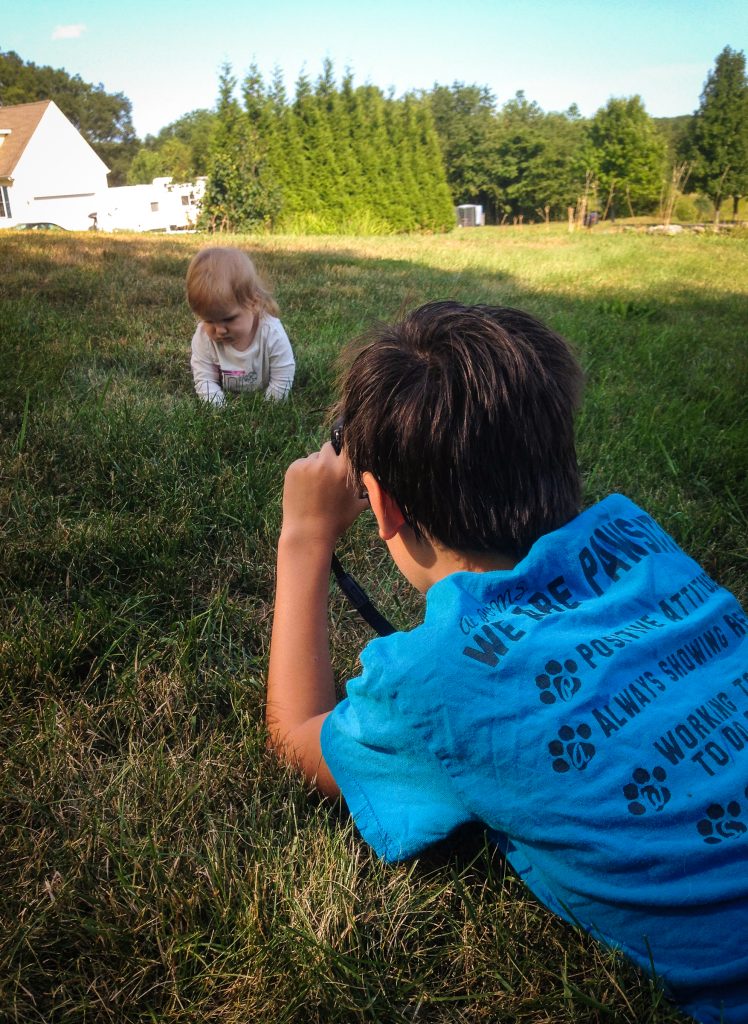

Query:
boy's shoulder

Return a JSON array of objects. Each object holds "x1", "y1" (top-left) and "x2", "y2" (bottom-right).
[{"x1": 348, "y1": 492, "x2": 693, "y2": 711}]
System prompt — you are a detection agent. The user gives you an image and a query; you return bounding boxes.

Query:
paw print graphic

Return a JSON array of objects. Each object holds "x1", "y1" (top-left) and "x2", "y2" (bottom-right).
[
  {"x1": 535, "y1": 659, "x2": 582, "y2": 704},
  {"x1": 549, "y1": 723, "x2": 596, "y2": 773},
  {"x1": 623, "y1": 766, "x2": 671, "y2": 815},
  {"x1": 697, "y1": 800, "x2": 747, "y2": 844}
]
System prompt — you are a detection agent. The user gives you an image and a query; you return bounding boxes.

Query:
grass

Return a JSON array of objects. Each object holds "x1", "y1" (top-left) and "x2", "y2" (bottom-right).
[{"x1": 1, "y1": 224, "x2": 747, "y2": 1023}]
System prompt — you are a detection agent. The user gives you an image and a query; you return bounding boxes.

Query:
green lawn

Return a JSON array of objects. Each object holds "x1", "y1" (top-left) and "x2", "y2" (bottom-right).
[{"x1": 1, "y1": 225, "x2": 746, "y2": 1022}]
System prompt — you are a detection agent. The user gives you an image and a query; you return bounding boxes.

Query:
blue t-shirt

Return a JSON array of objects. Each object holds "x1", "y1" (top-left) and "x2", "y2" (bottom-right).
[{"x1": 321, "y1": 495, "x2": 748, "y2": 1024}]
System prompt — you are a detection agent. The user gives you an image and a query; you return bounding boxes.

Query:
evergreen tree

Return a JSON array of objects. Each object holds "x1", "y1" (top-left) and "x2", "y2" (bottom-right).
[
  {"x1": 346, "y1": 85, "x2": 390, "y2": 223},
  {"x1": 315, "y1": 57, "x2": 337, "y2": 112},
  {"x1": 199, "y1": 61, "x2": 456, "y2": 234},
  {"x1": 241, "y1": 63, "x2": 281, "y2": 220},
  {"x1": 412, "y1": 99, "x2": 457, "y2": 229},
  {"x1": 351, "y1": 85, "x2": 398, "y2": 228},
  {"x1": 292, "y1": 68, "x2": 343, "y2": 227},
  {"x1": 200, "y1": 64, "x2": 276, "y2": 232},
  {"x1": 684, "y1": 46, "x2": 748, "y2": 220},
  {"x1": 277, "y1": 106, "x2": 311, "y2": 221},
  {"x1": 398, "y1": 96, "x2": 432, "y2": 229},
  {"x1": 268, "y1": 65, "x2": 288, "y2": 111},
  {"x1": 327, "y1": 72, "x2": 367, "y2": 229},
  {"x1": 313, "y1": 60, "x2": 352, "y2": 223},
  {"x1": 384, "y1": 99, "x2": 417, "y2": 230},
  {"x1": 281, "y1": 70, "x2": 317, "y2": 220},
  {"x1": 264, "y1": 66, "x2": 304, "y2": 219}
]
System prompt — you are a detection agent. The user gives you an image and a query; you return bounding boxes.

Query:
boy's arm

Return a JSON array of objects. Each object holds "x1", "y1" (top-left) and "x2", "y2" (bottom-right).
[
  {"x1": 190, "y1": 326, "x2": 225, "y2": 404},
  {"x1": 266, "y1": 443, "x2": 368, "y2": 797}
]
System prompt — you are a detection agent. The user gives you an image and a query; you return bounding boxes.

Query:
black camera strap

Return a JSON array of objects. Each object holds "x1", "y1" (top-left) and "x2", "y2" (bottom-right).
[
  {"x1": 329, "y1": 416, "x2": 396, "y2": 637},
  {"x1": 330, "y1": 553, "x2": 395, "y2": 636}
]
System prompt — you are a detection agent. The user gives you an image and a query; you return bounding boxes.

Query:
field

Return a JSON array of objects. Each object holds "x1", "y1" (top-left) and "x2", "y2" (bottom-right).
[{"x1": 1, "y1": 224, "x2": 747, "y2": 1023}]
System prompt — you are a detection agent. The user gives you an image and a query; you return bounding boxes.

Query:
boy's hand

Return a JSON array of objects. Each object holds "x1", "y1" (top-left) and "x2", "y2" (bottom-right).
[{"x1": 281, "y1": 442, "x2": 368, "y2": 547}]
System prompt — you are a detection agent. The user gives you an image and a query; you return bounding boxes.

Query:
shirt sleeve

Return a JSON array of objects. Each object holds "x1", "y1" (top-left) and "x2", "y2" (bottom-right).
[
  {"x1": 264, "y1": 320, "x2": 296, "y2": 401},
  {"x1": 190, "y1": 325, "x2": 225, "y2": 405},
  {"x1": 321, "y1": 640, "x2": 474, "y2": 862}
]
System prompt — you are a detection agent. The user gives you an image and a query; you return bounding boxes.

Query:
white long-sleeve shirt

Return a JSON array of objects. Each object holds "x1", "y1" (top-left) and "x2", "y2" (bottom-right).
[{"x1": 190, "y1": 314, "x2": 296, "y2": 404}]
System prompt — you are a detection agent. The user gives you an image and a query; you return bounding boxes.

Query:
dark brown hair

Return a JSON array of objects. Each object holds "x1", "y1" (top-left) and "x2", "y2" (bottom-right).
[{"x1": 337, "y1": 301, "x2": 584, "y2": 558}]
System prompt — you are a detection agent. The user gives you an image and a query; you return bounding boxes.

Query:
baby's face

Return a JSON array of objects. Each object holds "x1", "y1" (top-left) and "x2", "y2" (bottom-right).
[{"x1": 200, "y1": 303, "x2": 258, "y2": 352}]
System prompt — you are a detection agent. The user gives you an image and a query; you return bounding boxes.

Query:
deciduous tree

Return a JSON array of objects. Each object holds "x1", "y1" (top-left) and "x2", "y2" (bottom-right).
[
  {"x1": 428, "y1": 83, "x2": 502, "y2": 220},
  {"x1": 587, "y1": 96, "x2": 666, "y2": 217},
  {"x1": 126, "y1": 138, "x2": 193, "y2": 184},
  {"x1": 143, "y1": 109, "x2": 217, "y2": 177},
  {"x1": 200, "y1": 64, "x2": 277, "y2": 232}
]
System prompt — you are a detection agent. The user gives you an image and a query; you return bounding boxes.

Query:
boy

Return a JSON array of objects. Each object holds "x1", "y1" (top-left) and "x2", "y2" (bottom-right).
[
  {"x1": 267, "y1": 301, "x2": 748, "y2": 1024},
  {"x1": 187, "y1": 247, "x2": 295, "y2": 405}
]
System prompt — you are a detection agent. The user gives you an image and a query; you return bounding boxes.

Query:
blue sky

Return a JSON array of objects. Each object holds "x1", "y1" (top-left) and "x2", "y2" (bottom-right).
[{"x1": 6, "y1": 0, "x2": 747, "y2": 138}]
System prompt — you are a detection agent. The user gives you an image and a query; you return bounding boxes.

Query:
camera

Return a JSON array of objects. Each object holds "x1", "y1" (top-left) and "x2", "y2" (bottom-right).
[
  {"x1": 327, "y1": 415, "x2": 394, "y2": 636},
  {"x1": 330, "y1": 416, "x2": 344, "y2": 456}
]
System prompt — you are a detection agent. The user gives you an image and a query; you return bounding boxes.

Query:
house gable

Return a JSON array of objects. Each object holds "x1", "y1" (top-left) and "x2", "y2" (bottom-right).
[
  {"x1": 0, "y1": 100, "x2": 49, "y2": 182},
  {"x1": 13, "y1": 101, "x2": 110, "y2": 196}
]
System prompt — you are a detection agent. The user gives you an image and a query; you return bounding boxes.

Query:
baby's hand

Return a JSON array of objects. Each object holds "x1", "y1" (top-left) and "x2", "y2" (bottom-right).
[{"x1": 281, "y1": 443, "x2": 368, "y2": 547}]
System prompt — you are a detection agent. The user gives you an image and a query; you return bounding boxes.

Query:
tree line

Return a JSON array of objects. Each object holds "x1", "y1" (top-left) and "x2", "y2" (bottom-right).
[
  {"x1": 423, "y1": 45, "x2": 747, "y2": 225},
  {"x1": 199, "y1": 61, "x2": 455, "y2": 232},
  {"x1": 2, "y1": 46, "x2": 746, "y2": 228},
  {"x1": 124, "y1": 45, "x2": 748, "y2": 228}
]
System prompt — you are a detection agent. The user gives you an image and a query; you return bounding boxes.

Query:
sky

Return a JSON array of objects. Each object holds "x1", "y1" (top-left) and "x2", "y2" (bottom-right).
[{"x1": 5, "y1": 0, "x2": 748, "y2": 139}]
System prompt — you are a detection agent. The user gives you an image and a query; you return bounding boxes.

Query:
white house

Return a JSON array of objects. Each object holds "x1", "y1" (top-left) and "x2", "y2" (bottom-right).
[
  {"x1": 0, "y1": 99, "x2": 205, "y2": 233},
  {"x1": 0, "y1": 100, "x2": 110, "y2": 230}
]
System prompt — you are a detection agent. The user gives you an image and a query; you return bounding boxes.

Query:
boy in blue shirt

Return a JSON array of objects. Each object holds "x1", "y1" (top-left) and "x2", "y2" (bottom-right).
[{"x1": 267, "y1": 301, "x2": 748, "y2": 1024}]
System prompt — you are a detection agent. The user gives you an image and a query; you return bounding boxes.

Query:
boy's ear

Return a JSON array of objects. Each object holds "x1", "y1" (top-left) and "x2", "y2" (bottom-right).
[{"x1": 361, "y1": 472, "x2": 405, "y2": 541}]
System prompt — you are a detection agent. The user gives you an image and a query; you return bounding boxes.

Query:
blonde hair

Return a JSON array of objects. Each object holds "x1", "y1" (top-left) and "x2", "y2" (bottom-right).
[{"x1": 186, "y1": 247, "x2": 280, "y2": 319}]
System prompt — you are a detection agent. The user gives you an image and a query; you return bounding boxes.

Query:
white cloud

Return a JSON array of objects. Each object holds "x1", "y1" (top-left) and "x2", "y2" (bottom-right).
[{"x1": 52, "y1": 24, "x2": 87, "y2": 40}]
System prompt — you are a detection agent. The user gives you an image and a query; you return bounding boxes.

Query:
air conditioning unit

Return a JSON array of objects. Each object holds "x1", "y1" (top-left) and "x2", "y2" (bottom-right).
[{"x1": 456, "y1": 204, "x2": 484, "y2": 227}]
